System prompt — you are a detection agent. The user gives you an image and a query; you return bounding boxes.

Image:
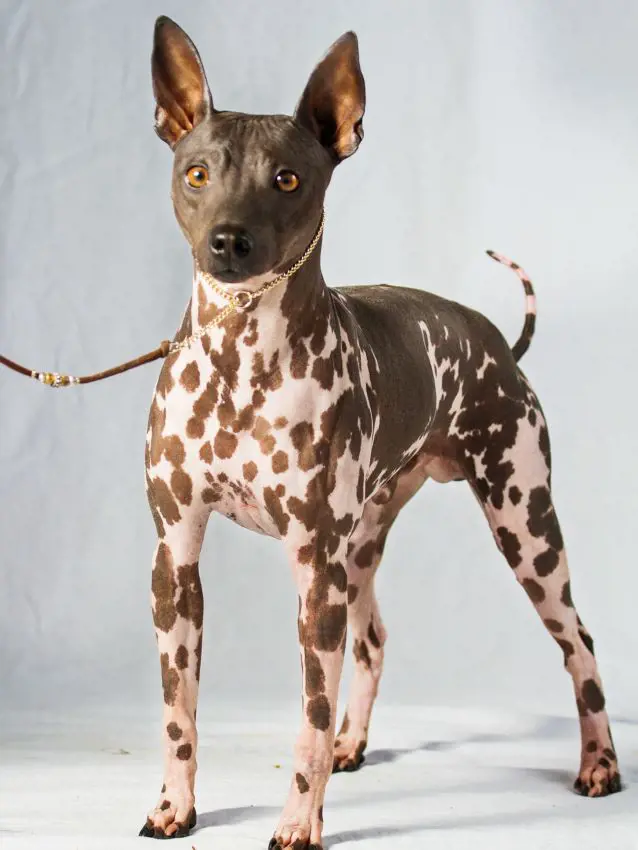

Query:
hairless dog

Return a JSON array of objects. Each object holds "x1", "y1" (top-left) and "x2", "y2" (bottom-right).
[{"x1": 140, "y1": 17, "x2": 621, "y2": 846}]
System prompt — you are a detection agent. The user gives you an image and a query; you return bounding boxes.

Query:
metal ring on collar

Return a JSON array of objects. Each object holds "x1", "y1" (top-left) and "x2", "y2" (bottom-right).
[{"x1": 233, "y1": 290, "x2": 255, "y2": 310}]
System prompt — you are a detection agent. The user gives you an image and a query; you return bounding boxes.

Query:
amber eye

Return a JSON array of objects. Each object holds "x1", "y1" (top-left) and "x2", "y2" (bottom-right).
[
  {"x1": 275, "y1": 170, "x2": 300, "y2": 193},
  {"x1": 186, "y1": 165, "x2": 209, "y2": 189}
]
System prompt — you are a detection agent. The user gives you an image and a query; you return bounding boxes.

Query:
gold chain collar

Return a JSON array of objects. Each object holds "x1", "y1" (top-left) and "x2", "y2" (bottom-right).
[
  {"x1": 1, "y1": 210, "x2": 324, "y2": 387},
  {"x1": 170, "y1": 209, "x2": 325, "y2": 354}
]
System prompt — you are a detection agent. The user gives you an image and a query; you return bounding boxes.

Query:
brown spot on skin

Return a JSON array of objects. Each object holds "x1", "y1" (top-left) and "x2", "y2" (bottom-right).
[
  {"x1": 522, "y1": 578, "x2": 545, "y2": 604},
  {"x1": 527, "y1": 487, "x2": 563, "y2": 550},
  {"x1": 298, "y1": 543, "x2": 314, "y2": 564},
  {"x1": 579, "y1": 629, "x2": 595, "y2": 655},
  {"x1": 561, "y1": 580, "x2": 574, "y2": 607},
  {"x1": 156, "y1": 353, "x2": 178, "y2": 398},
  {"x1": 312, "y1": 355, "x2": 335, "y2": 390},
  {"x1": 175, "y1": 645, "x2": 189, "y2": 670},
  {"x1": 509, "y1": 485, "x2": 522, "y2": 505},
  {"x1": 243, "y1": 461, "x2": 258, "y2": 482},
  {"x1": 214, "y1": 430, "x2": 238, "y2": 459},
  {"x1": 603, "y1": 748, "x2": 616, "y2": 760},
  {"x1": 557, "y1": 639, "x2": 575, "y2": 661},
  {"x1": 272, "y1": 451, "x2": 289, "y2": 474},
  {"x1": 160, "y1": 653, "x2": 179, "y2": 706},
  {"x1": 194, "y1": 634, "x2": 203, "y2": 682},
  {"x1": 146, "y1": 474, "x2": 166, "y2": 538},
  {"x1": 538, "y1": 424, "x2": 551, "y2": 470},
  {"x1": 347, "y1": 584, "x2": 359, "y2": 604},
  {"x1": 161, "y1": 784, "x2": 166, "y2": 793},
  {"x1": 163, "y1": 435, "x2": 186, "y2": 468},
  {"x1": 252, "y1": 417, "x2": 276, "y2": 455},
  {"x1": 175, "y1": 563, "x2": 203, "y2": 629},
  {"x1": 217, "y1": 385, "x2": 236, "y2": 429},
  {"x1": 180, "y1": 361, "x2": 200, "y2": 393},
  {"x1": 188, "y1": 375, "x2": 219, "y2": 439},
  {"x1": 199, "y1": 442, "x2": 213, "y2": 464},
  {"x1": 339, "y1": 713, "x2": 350, "y2": 735},
  {"x1": 151, "y1": 478, "x2": 182, "y2": 526},
  {"x1": 244, "y1": 317, "x2": 258, "y2": 346},
  {"x1": 197, "y1": 281, "x2": 222, "y2": 326},
  {"x1": 290, "y1": 421, "x2": 316, "y2": 470},
  {"x1": 274, "y1": 417, "x2": 288, "y2": 429},
  {"x1": 264, "y1": 486, "x2": 290, "y2": 535},
  {"x1": 307, "y1": 695, "x2": 330, "y2": 731},
  {"x1": 544, "y1": 619, "x2": 564, "y2": 633},
  {"x1": 353, "y1": 639, "x2": 371, "y2": 668},
  {"x1": 234, "y1": 403, "x2": 256, "y2": 433},
  {"x1": 152, "y1": 544, "x2": 177, "y2": 632},
  {"x1": 251, "y1": 351, "x2": 283, "y2": 393},
  {"x1": 368, "y1": 621, "x2": 381, "y2": 648},
  {"x1": 354, "y1": 539, "x2": 377, "y2": 569},
  {"x1": 598, "y1": 756, "x2": 610, "y2": 769},
  {"x1": 295, "y1": 773, "x2": 310, "y2": 793},
  {"x1": 167, "y1": 722, "x2": 182, "y2": 741},
  {"x1": 586, "y1": 740, "x2": 598, "y2": 753},
  {"x1": 577, "y1": 698, "x2": 587, "y2": 717},
  {"x1": 160, "y1": 800, "x2": 171, "y2": 811},
  {"x1": 171, "y1": 469, "x2": 193, "y2": 506},
  {"x1": 291, "y1": 342, "x2": 309, "y2": 379},
  {"x1": 202, "y1": 486, "x2": 221, "y2": 503},
  {"x1": 319, "y1": 806, "x2": 323, "y2": 823},
  {"x1": 314, "y1": 603, "x2": 347, "y2": 652},
  {"x1": 304, "y1": 648, "x2": 326, "y2": 697},
  {"x1": 534, "y1": 548, "x2": 559, "y2": 577},
  {"x1": 176, "y1": 743, "x2": 192, "y2": 761},
  {"x1": 496, "y1": 526, "x2": 522, "y2": 568},
  {"x1": 582, "y1": 679, "x2": 605, "y2": 713}
]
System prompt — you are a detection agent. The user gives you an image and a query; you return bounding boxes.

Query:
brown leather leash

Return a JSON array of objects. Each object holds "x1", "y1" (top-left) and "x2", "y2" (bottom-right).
[{"x1": 0, "y1": 211, "x2": 324, "y2": 389}]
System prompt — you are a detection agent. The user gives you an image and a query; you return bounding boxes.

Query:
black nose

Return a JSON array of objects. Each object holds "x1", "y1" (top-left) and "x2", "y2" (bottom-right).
[{"x1": 209, "y1": 225, "x2": 253, "y2": 260}]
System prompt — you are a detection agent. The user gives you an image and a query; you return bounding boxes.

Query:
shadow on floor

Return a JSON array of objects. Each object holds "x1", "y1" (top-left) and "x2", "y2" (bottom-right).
[
  {"x1": 196, "y1": 715, "x2": 637, "y2": 841},
  {"x1": 196, "y1": 805, "x2": 278, "y2": 829},
  {"x1": 364, "y1": 713, "x2": 636, "y2": 769}
]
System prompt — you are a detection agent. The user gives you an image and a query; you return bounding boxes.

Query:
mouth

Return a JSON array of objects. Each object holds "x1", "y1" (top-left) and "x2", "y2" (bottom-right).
[{"x1": 209, "y1": 267, "x2": 252, "y2": 284}]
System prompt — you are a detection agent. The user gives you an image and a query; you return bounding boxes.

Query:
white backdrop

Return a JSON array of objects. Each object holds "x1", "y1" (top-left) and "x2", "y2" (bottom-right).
[{"x1": 1, "y1": 0, "x2": 637, "y2": 727}]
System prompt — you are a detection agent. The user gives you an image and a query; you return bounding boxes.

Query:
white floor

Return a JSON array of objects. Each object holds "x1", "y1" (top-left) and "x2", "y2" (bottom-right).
[{"x1": 1, "y1": 705, "x2": 637, "y2": 850}]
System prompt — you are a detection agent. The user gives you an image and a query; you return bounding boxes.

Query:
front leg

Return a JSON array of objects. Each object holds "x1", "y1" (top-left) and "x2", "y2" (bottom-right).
[
  {"x1": 270, "y1": 522, "x2": 355, "y2": 850},
  {"x1": 140, "y1": 503, "x2": 208, "y2": 839}
]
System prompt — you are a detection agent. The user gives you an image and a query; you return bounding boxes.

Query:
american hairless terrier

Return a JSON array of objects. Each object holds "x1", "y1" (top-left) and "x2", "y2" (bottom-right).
[{"x1": 141, "y1": 16, "x2": 620, "y2": 845}]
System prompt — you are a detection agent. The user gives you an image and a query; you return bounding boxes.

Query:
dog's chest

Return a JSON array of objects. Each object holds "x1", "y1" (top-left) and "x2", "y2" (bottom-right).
[{"x1": 148, "y1": 306, "x2": 349, "y2": 538}]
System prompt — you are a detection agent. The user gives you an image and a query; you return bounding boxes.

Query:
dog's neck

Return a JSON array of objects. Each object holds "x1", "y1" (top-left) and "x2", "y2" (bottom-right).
[{"x1": 189, "y1": 243, "x2": 333, "y2": 355}]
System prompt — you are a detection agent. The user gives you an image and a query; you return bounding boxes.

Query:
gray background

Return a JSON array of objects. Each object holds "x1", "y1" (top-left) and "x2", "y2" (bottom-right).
[{"x1": 1, "y1": 0, "x2": 637, "y2": 724}]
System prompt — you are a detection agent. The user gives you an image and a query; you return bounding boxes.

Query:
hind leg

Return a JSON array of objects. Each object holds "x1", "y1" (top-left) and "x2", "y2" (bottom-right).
[
  {"x1": 333, "y1": 458, "x2": 430, "y2": 773},
  {"x1": 466, "y1": 395, "x2": 621, "y2": 796}
]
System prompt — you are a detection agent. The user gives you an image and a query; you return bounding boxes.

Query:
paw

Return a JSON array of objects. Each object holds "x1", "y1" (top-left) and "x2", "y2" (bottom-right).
[
  {"x1": 332, "y1": 737, "x2": 366, "y2": 773},
  {"x1": 268, "y1": 837, "x2": 322, "y2": 850},
  {"x1": 268, "y1": 814, "x2": 323, "y2": 850},
  {"x1": 574, "y1": 761, "x2": 622, "y2": 798},
  {"x1": 139, "y1": 804, "x2": 197, "y2": 839}
]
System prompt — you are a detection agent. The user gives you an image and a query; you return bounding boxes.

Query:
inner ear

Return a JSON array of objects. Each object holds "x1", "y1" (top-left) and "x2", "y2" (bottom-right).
[
  {"x1": 152, "y1": 16, "x2": 213, "y2": 149},
  {"x1": 294, "y1": 32, "x2": 365, "y2": 162}
]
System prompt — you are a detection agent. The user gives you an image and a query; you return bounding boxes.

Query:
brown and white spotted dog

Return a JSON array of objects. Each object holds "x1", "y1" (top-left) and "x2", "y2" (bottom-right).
[{"x1": 140, "y1": 16, "x2": 621, "y2": 845}]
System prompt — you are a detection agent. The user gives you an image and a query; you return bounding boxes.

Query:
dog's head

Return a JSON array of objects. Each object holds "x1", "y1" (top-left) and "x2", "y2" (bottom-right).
[{"x1": 152, "y1": 16, "x2": 365, "y2": 287}]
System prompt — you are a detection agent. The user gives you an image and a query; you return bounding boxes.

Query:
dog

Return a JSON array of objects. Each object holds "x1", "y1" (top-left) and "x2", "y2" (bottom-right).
[{"x1": 140, "y1": 16, "x2": 620, "y2": 845}]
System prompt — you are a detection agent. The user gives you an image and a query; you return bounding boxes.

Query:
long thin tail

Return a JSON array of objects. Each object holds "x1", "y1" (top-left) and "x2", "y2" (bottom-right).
[{"x1": 486, "y1": 250, "x2": 536, "y2": 362}]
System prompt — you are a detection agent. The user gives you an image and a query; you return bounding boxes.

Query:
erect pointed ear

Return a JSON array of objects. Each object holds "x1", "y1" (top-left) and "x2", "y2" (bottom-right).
[
  {"x1": 151, "y1": 16, "x2": 213, "y2": 149},
  {"x1": 294, "y1": 32, "x2": 366, "y2": 163}
]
